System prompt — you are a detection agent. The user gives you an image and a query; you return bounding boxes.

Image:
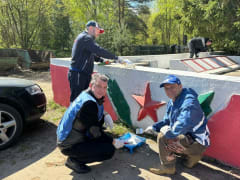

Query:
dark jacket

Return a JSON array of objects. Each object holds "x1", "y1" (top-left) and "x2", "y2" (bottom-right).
[
  {"x1": 71, "y1": 31, "x2": 118, "y2": 75},
  {"x1": 57, "y1": 90, "x2": 105, "y2": 149},
  {"x1": 188, "y1": 37, "x2": 210, "y2": 53}
]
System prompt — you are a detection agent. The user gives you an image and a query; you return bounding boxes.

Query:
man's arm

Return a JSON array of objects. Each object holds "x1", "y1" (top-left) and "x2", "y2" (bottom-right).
[
  {"x1": 152, "y1": 102, "x2": 171, "y2": 132},
  {"x1": 153, "y1": 113, "x2": 170, "y2": 132},
  {"x1": 85, "y1": 37, "x2": 118, "y2": 60},
  {"x1": 94, "y1": 55, "x2": 104, "y2": 63}
]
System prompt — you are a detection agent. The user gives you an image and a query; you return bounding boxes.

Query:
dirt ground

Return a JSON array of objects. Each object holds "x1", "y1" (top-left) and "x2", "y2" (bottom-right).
[{"x1": 1, "y1": 70, "x2": 240, "y2": 180}]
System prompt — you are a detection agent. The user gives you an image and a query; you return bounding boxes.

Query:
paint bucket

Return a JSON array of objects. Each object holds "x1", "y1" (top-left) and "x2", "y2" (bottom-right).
[{"x1": 136, "y1": 128, "x2": 143, "y2": 134}]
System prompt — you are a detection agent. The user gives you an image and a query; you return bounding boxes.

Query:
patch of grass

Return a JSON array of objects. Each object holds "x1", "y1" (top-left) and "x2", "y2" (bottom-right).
[
  {"x1": 42, "y1": 100, "x2": 66, "y2": 124},
  {"x1": 47, "y1": 100, "x2": 66, "y2": 112},
  {"x1": 109, "y1": 121, "x2": 134, "y2": 137}
]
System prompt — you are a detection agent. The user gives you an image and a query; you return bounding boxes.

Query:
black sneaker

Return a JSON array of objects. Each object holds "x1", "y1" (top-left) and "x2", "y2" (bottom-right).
[{"x1": 65, "y1": 157, "x2": 91, "y2": 174}]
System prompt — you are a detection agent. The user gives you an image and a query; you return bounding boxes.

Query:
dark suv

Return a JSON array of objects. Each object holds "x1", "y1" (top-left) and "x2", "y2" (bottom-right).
[{"x1": 0, "y1": 77, "x2": 46, "y2": 150}]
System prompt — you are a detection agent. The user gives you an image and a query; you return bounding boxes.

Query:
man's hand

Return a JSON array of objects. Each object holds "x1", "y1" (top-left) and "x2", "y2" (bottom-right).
[
  {"x1": 113, "y1": 139, "x2": 125, "y2": 149},
  {"x1": 104, "y1": 114, "x2": 114, "y2": 130},
  {"x1": 166, "y1": 139, "x2": 186, "y2": 153},
  {"x1": 143, "y1": 126, "x2": 157, "y2": 136},
  {"x1": 160, "y1": 125, "x2": 170, "y2": 135},
  {"x1": 123, "y1": 59, "x2": 133, "y2": 64},
  {"x1": 89, "y1": 126, "x2": 101, "y2": 138},
  {"x1": 115, "y1": 56, "x2": 124, "y2": 63},
  {"x1": 116, "y1": 57, "x2": 133, "y2": 64}
]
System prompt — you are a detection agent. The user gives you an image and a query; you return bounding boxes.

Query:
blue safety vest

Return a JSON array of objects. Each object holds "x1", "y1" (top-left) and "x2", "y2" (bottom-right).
[{"x1": 57, "y1": 91, "x2": 104, "y2": 141}]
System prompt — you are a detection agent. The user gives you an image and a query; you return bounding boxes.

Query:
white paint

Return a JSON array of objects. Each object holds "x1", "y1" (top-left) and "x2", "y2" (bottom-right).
[
  {"x1": 202, "y1": 58, "x2": 220, "y2": 68},
  {"x1": 195, "y1": 59, "x2": 212, "y2": 70},
  {"x1": 216, "y1": 57, "x2": 233, "y2": 66},
  {"x1": 51, "y1": 58, "x2": 71, "y2": 67},
  {"x1": 184, "y1": 60, "x2": 205, "y2": 72},
  {"x1": 170, "y1": 57, "x2": 240, "y2": 74}
]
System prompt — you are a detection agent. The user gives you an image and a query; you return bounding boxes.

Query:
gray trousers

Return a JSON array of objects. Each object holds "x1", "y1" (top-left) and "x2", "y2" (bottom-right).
[{"x1": 157, "y1": 132, "x2": 206, "y2": 168}]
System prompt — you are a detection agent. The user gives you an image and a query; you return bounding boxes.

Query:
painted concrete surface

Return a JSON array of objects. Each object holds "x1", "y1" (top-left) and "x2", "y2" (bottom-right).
[
  {"x1": 121, "y1": 52, "x2": 211, "y2": 69},
  {"x1": 50, "y1": 57, "x2": 240, "y2": 168},
  {"x1": 205, "y1": 95, "x2": 240, "y2": 168},
  {"x1": 229, "y1": 56, "x2": 240, "y2": 64},
  {"x1": 170, "y1": 56, "x2": 240, "y2": 74}
]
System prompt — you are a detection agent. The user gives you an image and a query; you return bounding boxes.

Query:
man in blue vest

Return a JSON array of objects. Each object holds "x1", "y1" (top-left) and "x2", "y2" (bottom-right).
[
  {"x1": 144, "y1": 75, "x2": 210, "y2": 175},
  {"x1": 69, "y1": 20, "x2": 120, "y2": 102},
  {"x1": 57, "y1": 73, "x2": 124, "y2": 173}
]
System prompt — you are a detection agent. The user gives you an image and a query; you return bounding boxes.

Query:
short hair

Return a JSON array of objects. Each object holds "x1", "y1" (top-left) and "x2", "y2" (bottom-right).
[{"x1": 90, "y1": 73, "x2": 109, "y2": 85}]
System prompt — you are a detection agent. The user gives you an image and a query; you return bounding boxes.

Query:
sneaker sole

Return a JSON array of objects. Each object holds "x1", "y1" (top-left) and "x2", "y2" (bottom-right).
[{"x1": 65, "y1": 163, "x2": 91, "y2": 174}]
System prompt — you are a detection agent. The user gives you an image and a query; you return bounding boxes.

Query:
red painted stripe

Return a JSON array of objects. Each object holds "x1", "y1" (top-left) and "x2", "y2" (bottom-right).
[
  {"x1": 181, "y1": 60, "x2": 204, "y2": 72},
  {"x1": 193, "y1": 59, "x2": 208, "y2": 71},
  {"x1": 201, "y1": 58, "x2": 218, "y2": 69},
  {"x1": 216, "y1": 56, "x2": 234, "y2": 66}
]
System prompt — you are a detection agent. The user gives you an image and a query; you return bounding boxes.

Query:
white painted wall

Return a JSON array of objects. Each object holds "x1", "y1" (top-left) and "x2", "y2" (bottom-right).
[
  {"x1": 95, "y1": 65, "x2": 240, "y2": 128},
  {"x1": 51, "y1": 58, "x2": 240, "y2": 129}
]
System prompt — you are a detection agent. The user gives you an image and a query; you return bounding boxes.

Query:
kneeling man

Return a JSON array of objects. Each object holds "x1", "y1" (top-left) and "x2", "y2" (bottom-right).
[
  {"x1": 145, "y1": 75, "x2": 210, "y2": 175},
  {"x1": 57, "y1": 73, "x2": 124, "y2": 173}
]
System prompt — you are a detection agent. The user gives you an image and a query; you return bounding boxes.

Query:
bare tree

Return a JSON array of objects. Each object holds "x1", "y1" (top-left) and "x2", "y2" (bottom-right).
[{"x1": 0, "y1": 0, "x2": 53, "y2": 49}]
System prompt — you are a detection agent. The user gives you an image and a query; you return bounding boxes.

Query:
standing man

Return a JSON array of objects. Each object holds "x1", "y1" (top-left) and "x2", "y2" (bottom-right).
[
  {"x1": 69, "y1": 20, "x2": 119, "y2": 102},
  {"x1": 188, "y1": 37, "x2": 212, "y2": 58},
  {"x1": 57, "y1": 73, "x2": 124, "y2": 174},
  {"x1": 144, "y1": 75, "x2": 210, "y2": 175}
]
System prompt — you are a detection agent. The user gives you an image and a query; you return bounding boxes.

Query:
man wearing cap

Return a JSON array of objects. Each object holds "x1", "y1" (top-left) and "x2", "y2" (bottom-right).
[
  {"x1": 69, "y1": 20, "x2": 119, "y2": 102},
  {"x1": 144, "y1": 75, "x2": 210, "y2": 175},
  {"x1": 188, "y1": 37, "x2": 212, "y2": 58}
]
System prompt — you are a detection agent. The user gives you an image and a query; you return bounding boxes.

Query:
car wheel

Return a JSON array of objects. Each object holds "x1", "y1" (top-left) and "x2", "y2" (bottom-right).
[{"x1": 0, "y1": 103, "x2": 23, "y2": 150}]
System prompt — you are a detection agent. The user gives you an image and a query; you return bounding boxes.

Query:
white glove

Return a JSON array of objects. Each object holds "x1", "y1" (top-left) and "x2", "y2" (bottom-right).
[
  {"x1": 113, "y1": 139, "x2": 125, "y2": 149},
  {"x1": 104, "y1": 114, "x2": 114, "y2": 130},
  {"x1": 160, "y1": 125, "x2": 171, "y2": 135},
  {"x1": 116, "y1": 56, "x2": 124, "y2": 64},
  {"x1": 143, "y1": 126, "x2": 157, "y2": 136},
  {"x1": 116, "y1": 57, "x2": 132, "y2": 64},
  {"x1": 123, "y1": 59, "x2": 133, "y2": 64}
]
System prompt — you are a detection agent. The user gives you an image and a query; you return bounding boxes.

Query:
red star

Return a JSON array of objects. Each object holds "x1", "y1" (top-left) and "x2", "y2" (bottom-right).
[{"x1": 132, "y1": 82, "x2": 166, "y2": 122}]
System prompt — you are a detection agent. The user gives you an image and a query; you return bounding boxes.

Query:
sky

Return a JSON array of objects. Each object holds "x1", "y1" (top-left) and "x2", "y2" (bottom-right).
[{"x1": 130, "y1": 0, "x2": 155, "y2": 8}]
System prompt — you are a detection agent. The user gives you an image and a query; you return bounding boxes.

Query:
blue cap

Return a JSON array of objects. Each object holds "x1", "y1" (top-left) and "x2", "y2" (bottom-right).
[
  {"x1": 160, "y1": 75, "x2": 181, "y2": 88},
  {"x1": 86, "y1": 20, "x2": 104, "y2": 33}
]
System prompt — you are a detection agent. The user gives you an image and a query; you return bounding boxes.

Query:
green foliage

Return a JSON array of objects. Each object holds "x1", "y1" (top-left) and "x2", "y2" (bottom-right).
[
  {"x1": 54, "y1": 50, "x2": 71, "y2": 58},
  {"x1": 62, "y1": 0, "x2": 152, "y2": 55},
  {"x1": 112, "y1": 22, "x2": 134, "y2": 55},
  {"x1": 0, "y1": 0, "x2": 240, "y2": 54},
  {"x1": 181, "y1": 0, "x2": 240, "y2": 54},
  {"x1": 147, "y1": 0, "x2": 184, "y2": 45},
  {"x1": 52, "y1": 2, "x2": 73, "y2": 51},
  {"x1": 0, "y1": 0, "x2": 55, "y2": 49}
]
